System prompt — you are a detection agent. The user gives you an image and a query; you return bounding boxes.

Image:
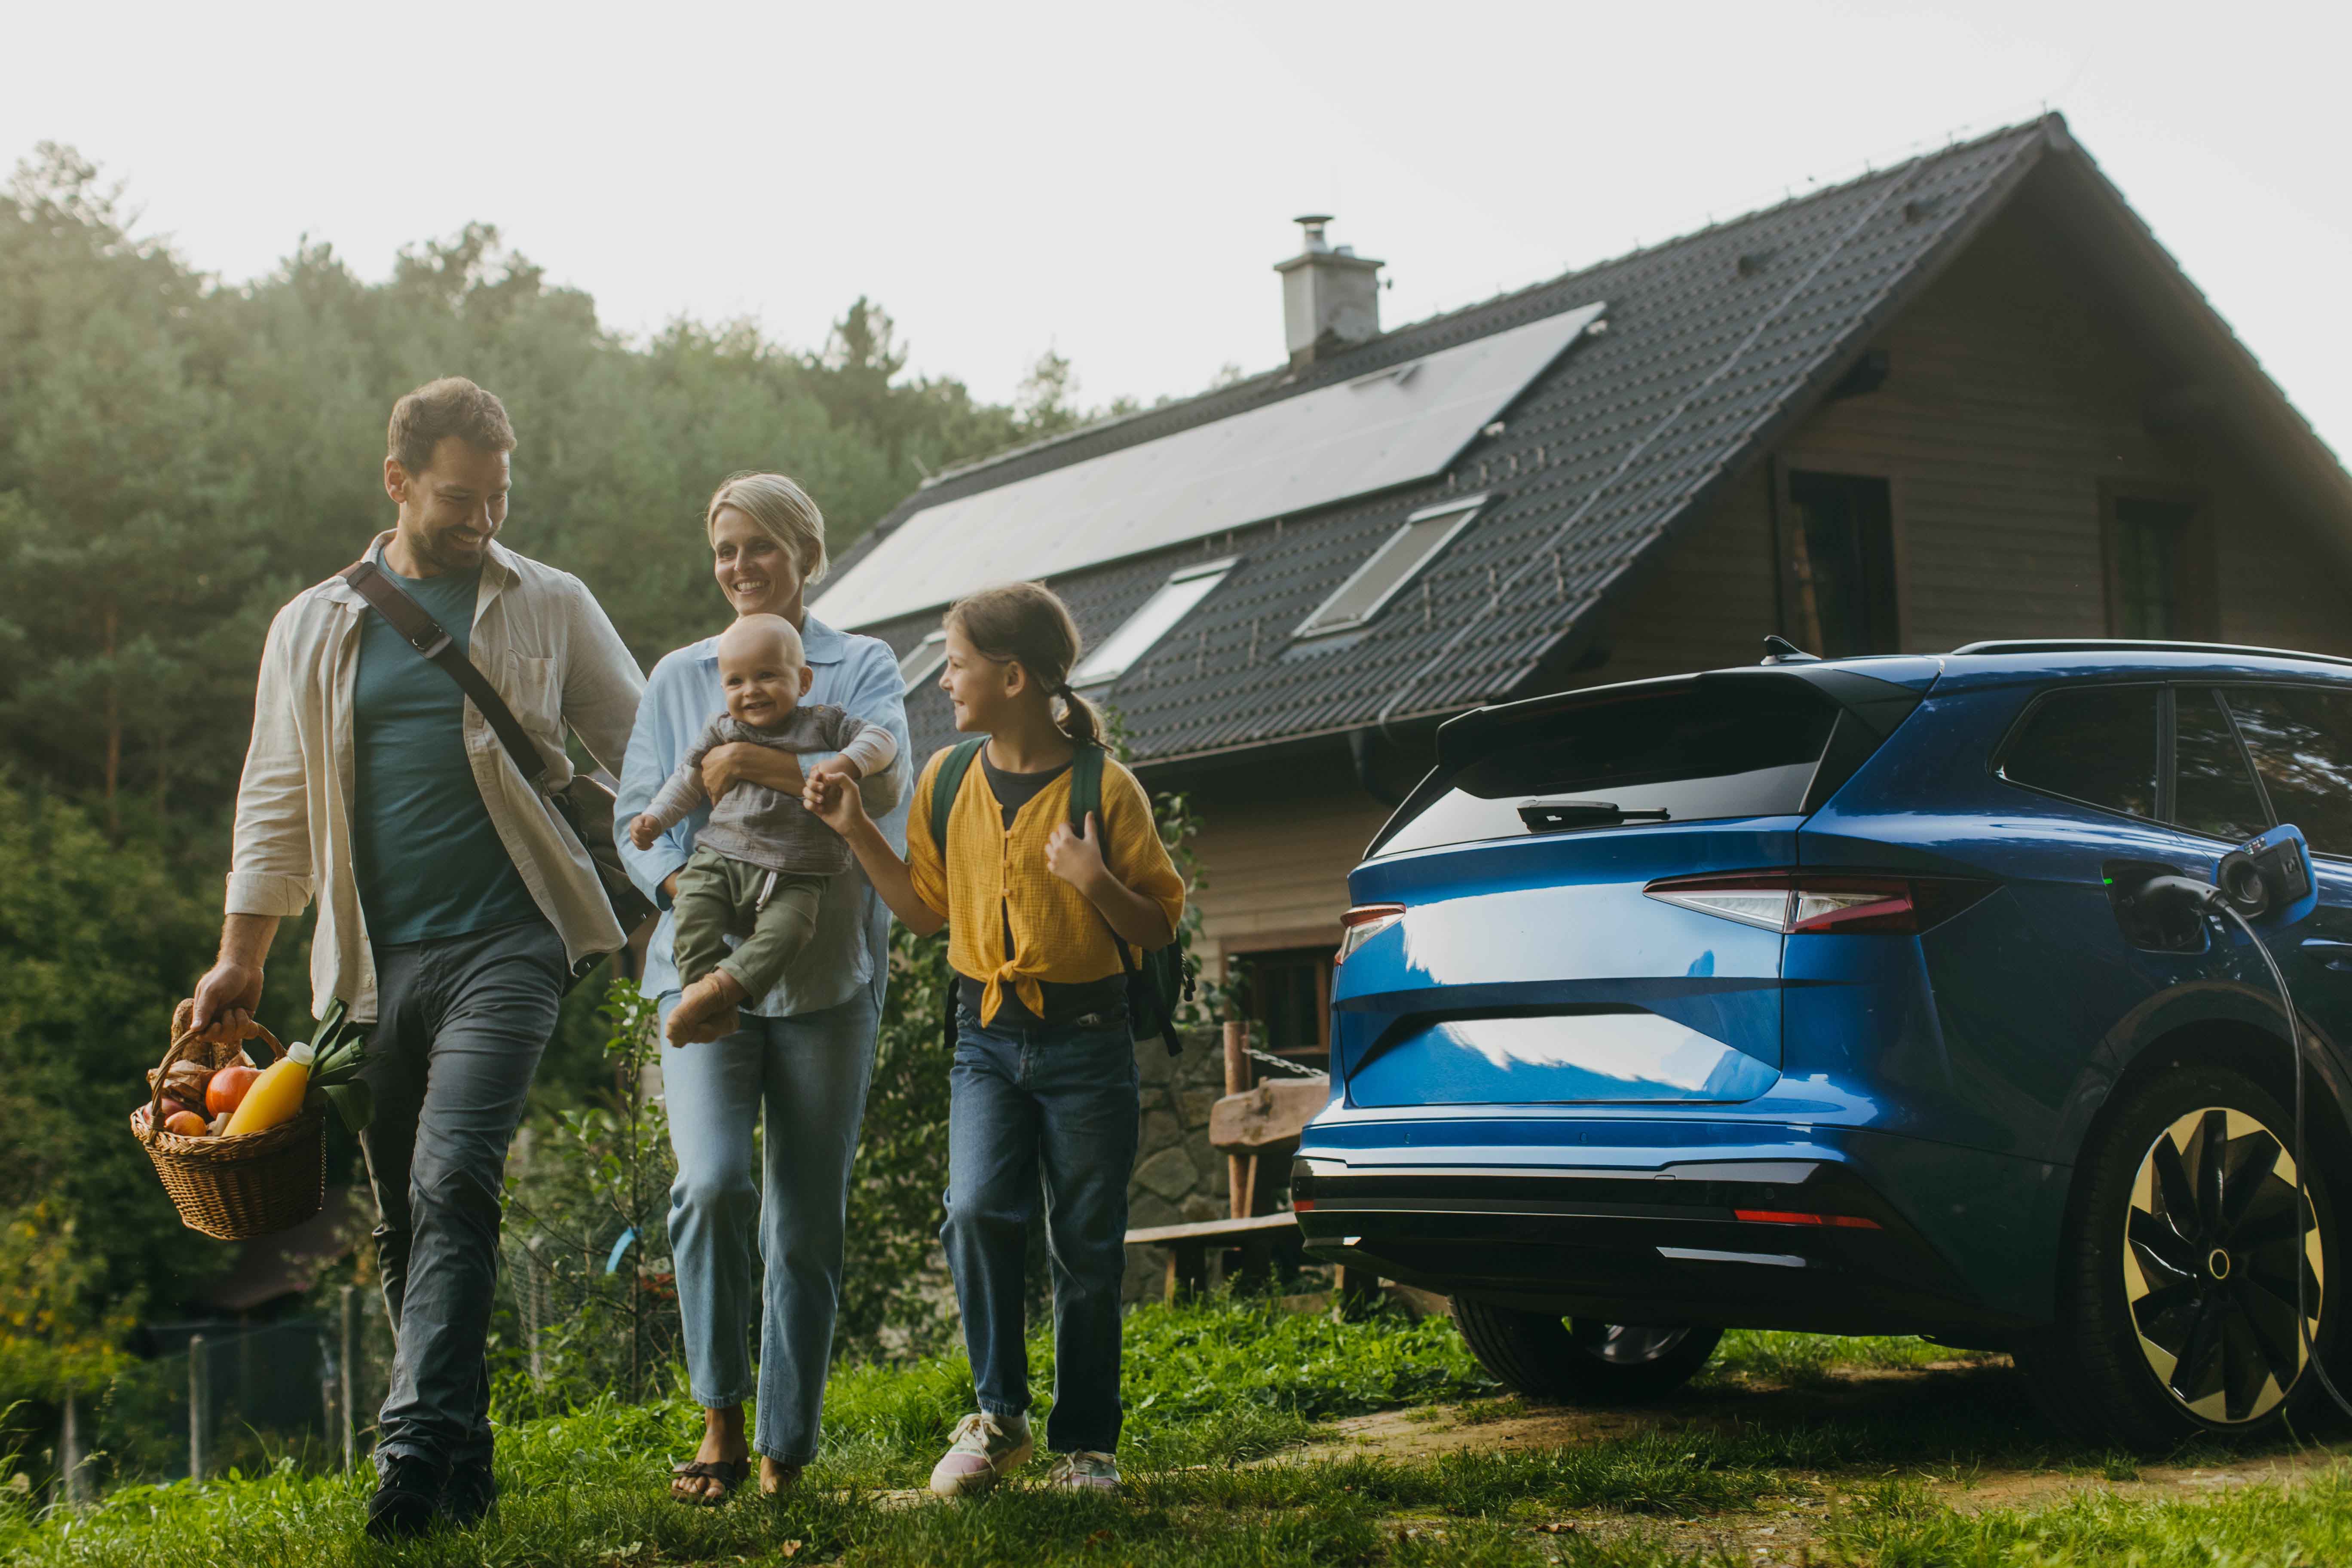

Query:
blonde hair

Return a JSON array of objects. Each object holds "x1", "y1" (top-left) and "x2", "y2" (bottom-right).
[
  {"x1": 706, "y1": 472, "x2": 827, "y2": 585},
  {"x1": 945, "y1": 581, "x2": 1101, "y2": 748}
]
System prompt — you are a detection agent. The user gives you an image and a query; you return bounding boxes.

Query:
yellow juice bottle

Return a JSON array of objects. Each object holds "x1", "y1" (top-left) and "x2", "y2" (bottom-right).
[{"x1": 224, "y1": 1042, "x2": 315, "y2": 1136}]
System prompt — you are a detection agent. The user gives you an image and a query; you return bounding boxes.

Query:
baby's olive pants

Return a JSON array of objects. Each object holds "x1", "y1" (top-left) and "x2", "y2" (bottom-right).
[{"x1": 671, "y1": 845, "x2": 828, "y2": 999}]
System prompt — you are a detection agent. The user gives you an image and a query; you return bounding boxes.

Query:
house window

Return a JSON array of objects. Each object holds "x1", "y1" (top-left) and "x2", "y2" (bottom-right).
[
  {"x1": 1069, "y1": 557, "x2": 1238, "y2": 689},
  {"x1": 1777, "y1": 470, "x2": 1897, "y2": 658},
  {"x1": 1233, "y1": 945, "x2": 1332, "y2": 1058},
  {"x1": 2105, "y1": 493, "x2": 2210, "y2": 639},
  {"x1": 1293, "y1": 495, "x2": 1487, "y2": 640},
  {"x1": 897, "y1": 629, "x2": 947, "y2": 689}
]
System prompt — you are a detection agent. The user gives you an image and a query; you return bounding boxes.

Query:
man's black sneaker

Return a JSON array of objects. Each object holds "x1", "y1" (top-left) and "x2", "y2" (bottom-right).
[
  {"x1": 439, "y1": 1459, "x2": 499, "y2": 1530},
  {"x1": 365, "y1": 1454, "x2": 444, "y2": 1542}
]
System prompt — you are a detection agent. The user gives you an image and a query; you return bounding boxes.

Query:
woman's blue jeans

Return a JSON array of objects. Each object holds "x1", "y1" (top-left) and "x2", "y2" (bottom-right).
[
  {"x1": 660, "y1": 987, "x2": 879, "y2": 1464},
  {"x1": 941, "y1": 1005, "x2": 1140, "y2": 1455}
]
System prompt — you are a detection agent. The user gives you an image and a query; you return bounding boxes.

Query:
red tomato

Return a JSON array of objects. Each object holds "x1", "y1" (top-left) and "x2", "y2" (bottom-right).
[{"x1": 207, "y1": 1065, "x2": 261, "y2": 1116}]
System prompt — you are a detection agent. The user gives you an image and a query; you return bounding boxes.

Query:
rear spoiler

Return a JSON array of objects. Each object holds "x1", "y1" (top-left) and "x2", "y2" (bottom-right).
[{"x1": 1368, "y1": 662, "x2": 1937, "y2": 858}]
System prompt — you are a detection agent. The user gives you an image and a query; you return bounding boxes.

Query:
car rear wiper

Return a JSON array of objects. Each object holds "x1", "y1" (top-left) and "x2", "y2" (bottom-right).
[{"x1": 1517, "y1": 799, "x2": 1673, "y2": 832}]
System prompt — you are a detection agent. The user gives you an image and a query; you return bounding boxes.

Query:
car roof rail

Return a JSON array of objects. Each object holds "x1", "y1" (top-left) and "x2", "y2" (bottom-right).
[{"x1": 1949, "y1": 637, "x2": 2352, "y2": 670}]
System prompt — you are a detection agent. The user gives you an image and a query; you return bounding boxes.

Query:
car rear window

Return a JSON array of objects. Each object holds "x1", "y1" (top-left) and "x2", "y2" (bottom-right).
[
  {"x1": 1374, "y1": 682, "x2": 1838, "y2": 858},
  {"x1": 1998, "y1": 686, "x2": 2159, "y2": 819}
]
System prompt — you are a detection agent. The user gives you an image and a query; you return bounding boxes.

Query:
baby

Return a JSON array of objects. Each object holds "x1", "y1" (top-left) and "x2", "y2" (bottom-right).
[{"x1": 628, "y1": 613, "x2": 897, "y2": 1045}]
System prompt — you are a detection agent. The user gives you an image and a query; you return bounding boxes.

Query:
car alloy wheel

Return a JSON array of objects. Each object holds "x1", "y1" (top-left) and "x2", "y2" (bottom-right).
[
  {"x1": 2124, "y1": 1105, "x2": 2322, "y2": 1425},
  {"x1": 1572, "y1": 1322, "x2": 1695, "y2": 1366}
]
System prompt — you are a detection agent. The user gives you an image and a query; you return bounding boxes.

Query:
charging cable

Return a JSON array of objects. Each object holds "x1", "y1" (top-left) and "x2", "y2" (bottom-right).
[{"x1": 2138, "y1": 873, "x2": 2352, "y2": 1422}]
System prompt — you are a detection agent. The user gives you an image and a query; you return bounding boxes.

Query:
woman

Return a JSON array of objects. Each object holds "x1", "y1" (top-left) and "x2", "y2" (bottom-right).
[{"x1": 615, "y1": 472, "x2": 911, "y2": 1503}]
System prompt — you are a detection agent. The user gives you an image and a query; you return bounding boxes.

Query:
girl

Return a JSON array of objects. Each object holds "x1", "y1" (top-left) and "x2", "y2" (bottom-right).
[{"x1": 806, "y1": 581, "x2": 1184, "y2": 1497}]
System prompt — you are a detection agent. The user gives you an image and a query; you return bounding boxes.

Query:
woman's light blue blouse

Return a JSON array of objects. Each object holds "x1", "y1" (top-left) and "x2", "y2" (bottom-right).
[{"x1": 615, "y1": 613, "x2": 911, "y2": 1016}]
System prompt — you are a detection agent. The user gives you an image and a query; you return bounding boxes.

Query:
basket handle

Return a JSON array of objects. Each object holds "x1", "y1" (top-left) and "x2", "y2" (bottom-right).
[{"x1": 145, "y1": 1009, "x2": 288, "y2": 1143}]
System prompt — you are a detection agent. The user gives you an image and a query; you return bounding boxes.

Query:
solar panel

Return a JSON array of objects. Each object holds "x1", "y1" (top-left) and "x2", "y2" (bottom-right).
[{"x1": 810, "y1": 300, "x2": 1607, "y2": 630}]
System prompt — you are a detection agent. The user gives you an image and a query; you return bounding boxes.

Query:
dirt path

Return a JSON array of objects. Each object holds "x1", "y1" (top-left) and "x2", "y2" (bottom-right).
[{"x1": 1274, "y1": 1359, "x2": 2352, "y2": 1564}]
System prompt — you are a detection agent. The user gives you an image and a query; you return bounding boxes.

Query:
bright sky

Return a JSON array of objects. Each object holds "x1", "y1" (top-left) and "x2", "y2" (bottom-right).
[{"x1": 11, "y1": 1, "x2": 2349, "y2": 457}]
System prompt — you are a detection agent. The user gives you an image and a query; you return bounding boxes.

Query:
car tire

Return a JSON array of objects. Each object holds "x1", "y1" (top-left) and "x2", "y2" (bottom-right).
[
  {"x1": 2014, "y1": 1063, "x2": 2338, "y2": 1450},
  {"x1": 1453, "y1": 1299, "x2": 1721, "y2": 1403}
]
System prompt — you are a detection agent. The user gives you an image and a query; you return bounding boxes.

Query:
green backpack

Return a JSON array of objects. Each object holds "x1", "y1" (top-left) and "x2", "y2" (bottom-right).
[{"x1": 928, "y1": 738, "x2": 1194, "y2": 1054}]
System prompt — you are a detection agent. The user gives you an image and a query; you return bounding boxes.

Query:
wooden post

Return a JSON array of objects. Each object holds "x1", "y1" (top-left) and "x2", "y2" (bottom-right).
[
  {"x1": 187, "y1": 1334, "x2": 207, "y2": 1484},
  {"x1": 1222, "y1": 1021, "x2": 1252, "y2": 1221},
  {"x1": 59, "y1": 1389, "x2": 82, "y2": 1507},
  {"x1": 339, "y1": 1287, "x2": 358, "y2": 1472},
  {"x1": 1332, "y1": 1266, "x2": 1382, "y2": 1321}
]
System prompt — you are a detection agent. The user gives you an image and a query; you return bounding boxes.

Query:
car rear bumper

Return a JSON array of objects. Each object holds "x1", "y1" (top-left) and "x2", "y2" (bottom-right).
[{"x1": 1291, "y1": 1122, "x2": 2065, "y2": 1338}]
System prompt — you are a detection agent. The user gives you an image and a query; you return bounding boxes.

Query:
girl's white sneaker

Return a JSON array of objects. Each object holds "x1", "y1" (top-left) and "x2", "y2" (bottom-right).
[
  {"x1": 928, "y1": 1410, "x2": 1034, "y2": 1498},
  {"x1": 1047, "y1": 1450, "x2": 1121, "y2": 1493}
]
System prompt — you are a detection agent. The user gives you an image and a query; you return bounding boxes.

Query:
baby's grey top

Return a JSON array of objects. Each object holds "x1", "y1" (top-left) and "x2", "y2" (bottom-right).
[{"x1": 640, "y1": 705, "x2": 897, "y2": 877}]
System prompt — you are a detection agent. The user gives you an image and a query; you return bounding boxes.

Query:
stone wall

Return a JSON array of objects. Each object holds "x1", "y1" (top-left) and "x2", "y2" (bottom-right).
[{"x1": 1121, "y1": 1028, "x2": 1237, "y2": 1302}]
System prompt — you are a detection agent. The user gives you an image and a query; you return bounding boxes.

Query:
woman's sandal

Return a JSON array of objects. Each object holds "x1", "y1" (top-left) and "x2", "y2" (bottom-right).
[{"x1": 670, "y1": 1458, "x2": 750, "y2": 1506}]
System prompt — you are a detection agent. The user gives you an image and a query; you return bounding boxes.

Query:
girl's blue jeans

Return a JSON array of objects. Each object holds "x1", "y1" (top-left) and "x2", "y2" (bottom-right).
[
  {"x1": 942, "y1": 1004, "x2": 1140, "y2": 1455},
  {"x1": 660, "y1": 987, "x2": 880, "y2": 1465}
]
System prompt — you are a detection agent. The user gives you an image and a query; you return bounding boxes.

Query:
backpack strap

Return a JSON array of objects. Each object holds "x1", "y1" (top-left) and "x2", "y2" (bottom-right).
[
  {"x1": 927, "y1": 738, "x2": 987, "y2": 858},
  {"x1": 338, "y1": 557, "x2": 550, "y2": 785},
  {"x1": 1066, "y1": 745, "x2": 1142, "y2": 983}
]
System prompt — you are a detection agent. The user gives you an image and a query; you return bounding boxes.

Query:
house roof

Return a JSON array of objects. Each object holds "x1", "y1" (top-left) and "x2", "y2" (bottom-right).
[{"x1": 832, "y1": 115, "x2": 2349, "y2": 770}]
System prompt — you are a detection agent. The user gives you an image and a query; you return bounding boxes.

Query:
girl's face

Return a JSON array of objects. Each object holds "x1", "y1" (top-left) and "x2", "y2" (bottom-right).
[
  {"x1": 710, "y1": 506, "x2": 806, "y2": 623},
  {"x1": 941, "y1": 623, "x2": 1023, "y2": 735}
]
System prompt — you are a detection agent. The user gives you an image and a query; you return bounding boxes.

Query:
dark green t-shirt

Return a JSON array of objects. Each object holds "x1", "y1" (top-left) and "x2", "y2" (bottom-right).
[{"x1": 352, "y1": 548, "x2": 542, "y2": 946}]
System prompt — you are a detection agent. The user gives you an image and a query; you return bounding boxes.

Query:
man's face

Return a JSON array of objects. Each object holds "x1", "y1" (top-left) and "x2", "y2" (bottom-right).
[{"x1": 385, "y1": 437, "x2": 511, "y2": 573}]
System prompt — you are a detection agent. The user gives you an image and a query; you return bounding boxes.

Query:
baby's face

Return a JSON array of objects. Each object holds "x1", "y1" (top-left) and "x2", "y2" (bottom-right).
[{"x1": 720, "y1": 642, "x2": 811, "y2": 726}]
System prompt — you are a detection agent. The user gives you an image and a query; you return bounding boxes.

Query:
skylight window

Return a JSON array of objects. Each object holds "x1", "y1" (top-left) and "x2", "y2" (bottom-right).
[
  {"x1": 1070, "y1": 558, "x2": 1239, "y2": 689},
  {"x1": 897, "y1": 629, "x2": 947, "y2": 689},
  {"x1": 1294, "y1": 495, "x2": 1487, "y2": 640}
]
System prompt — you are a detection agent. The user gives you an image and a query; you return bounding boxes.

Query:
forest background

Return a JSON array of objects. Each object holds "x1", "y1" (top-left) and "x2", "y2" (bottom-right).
[{"x1": 0, "y1": 142, "x2": 1177, "y2": 1412}]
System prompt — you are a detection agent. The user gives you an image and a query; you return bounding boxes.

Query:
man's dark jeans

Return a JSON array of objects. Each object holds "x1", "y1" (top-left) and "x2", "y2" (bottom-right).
[
  {"x1": 361, "y1": 917, "x2": 566, "y2": 1476},
  {"x1": 940, "y1": 1004, "x2": 1140, "y2": 1455}
]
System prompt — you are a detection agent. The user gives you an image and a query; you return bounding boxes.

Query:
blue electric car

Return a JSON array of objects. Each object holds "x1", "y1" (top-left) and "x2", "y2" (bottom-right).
[{"x1": 1293, "y1": 640, "x2": 2352, "y2": 1448}]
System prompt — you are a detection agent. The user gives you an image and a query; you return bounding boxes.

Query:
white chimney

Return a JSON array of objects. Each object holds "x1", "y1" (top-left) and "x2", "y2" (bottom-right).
[{"x1": 1275, "y1": 214, "x2": 1383, "y2": 370}]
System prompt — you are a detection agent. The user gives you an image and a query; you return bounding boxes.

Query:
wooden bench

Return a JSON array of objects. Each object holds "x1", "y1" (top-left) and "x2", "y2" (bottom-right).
[
  {"x1": 1124, "y1": 1210, "x2": 1299, "y2": 1300},
  {"x1": 1122, "y1": 1022, "x2": 1391, "y2": 1310}
]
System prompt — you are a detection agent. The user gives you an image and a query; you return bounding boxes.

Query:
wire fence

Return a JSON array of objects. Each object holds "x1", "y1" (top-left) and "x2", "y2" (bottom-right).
[{"x1": 44, "y1": 1289, "x2": 398, "y2": 1509}]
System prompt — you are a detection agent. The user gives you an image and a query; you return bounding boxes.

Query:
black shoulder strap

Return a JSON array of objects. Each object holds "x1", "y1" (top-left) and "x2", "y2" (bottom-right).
[
  {"x1": 1065, "y1": 745, "x2": 1139, "y2": 980},
  {"x1": 1067, "y1": 744, "x2": 1105, "y2": 833},
  {"x1": 927, "y1": 738, "x2": 986, "y2": 856},
  {"x1": 340, "y1": 557, "x2": 549, "y2": 784}
]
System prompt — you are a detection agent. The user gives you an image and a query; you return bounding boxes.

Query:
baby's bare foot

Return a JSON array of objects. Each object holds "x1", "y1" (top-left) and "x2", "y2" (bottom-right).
[{"x1": 667, "y1": 972, "x2": 745, "y2": 1045}]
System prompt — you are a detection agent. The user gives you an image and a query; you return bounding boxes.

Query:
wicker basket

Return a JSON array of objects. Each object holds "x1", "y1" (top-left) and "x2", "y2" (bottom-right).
[{"x1": 133, "y1": 1015, "x2": 325, "y2": 1240}]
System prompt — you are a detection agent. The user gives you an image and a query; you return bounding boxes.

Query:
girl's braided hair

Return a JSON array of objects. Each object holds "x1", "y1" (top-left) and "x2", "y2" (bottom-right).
[{"x1": 945, "y1": 581, "x2": 1102, "y2": 748}]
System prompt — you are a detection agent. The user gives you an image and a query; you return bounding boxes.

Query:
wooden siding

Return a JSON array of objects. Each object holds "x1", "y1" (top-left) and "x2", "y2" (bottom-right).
[{"x1": 1183, "y1": 760, "x2": 1390, "y2": 980}]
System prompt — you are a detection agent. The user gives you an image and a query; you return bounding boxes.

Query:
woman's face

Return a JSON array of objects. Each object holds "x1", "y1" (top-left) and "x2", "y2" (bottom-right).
[
  {"x1": 710, "y1": 505, "x2": 806, "y2": 623},
  {"x1": 941, "y1": 624, "x2": 1017, "y2": 735}
]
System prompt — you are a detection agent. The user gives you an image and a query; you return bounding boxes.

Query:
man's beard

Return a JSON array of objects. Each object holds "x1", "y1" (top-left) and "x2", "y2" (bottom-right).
[{"x1": 419, "y1": 526, "x2": 487, "y2": 572}]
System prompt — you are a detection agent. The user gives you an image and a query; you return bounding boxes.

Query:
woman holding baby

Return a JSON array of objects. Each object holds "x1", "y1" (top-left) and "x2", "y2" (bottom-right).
[{"x1": 614, "y1": 473, "x2": 913, "y2": 1504}]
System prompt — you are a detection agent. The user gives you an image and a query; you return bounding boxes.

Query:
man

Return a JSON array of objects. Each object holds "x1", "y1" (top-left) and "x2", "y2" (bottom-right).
[{"x1": 191, "y1": 377, "x2": 644, "y2": 1539}]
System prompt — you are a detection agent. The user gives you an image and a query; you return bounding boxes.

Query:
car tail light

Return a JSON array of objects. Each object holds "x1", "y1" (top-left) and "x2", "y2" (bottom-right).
[
  {"x1": 1335, "y1": 903, "x2": 1406, "y2": 964},
  {"x1": 1645, "y1": 872, "x2": 1991, "y2": 935},
  {"x1": 1733, "y1": 1208, "x2": 1883, "y2": 1230}
]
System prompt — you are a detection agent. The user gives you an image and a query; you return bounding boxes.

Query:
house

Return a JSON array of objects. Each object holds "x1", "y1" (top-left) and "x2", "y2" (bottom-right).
[{"x1": 812, "y1": 114, "x2": 2352, "y2": 1066}]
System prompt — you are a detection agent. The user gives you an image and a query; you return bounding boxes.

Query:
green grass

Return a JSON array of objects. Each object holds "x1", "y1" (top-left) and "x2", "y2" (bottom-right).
[{"x1": 11, "y1": 1302, "x2": 2349, "y2": 1566}]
